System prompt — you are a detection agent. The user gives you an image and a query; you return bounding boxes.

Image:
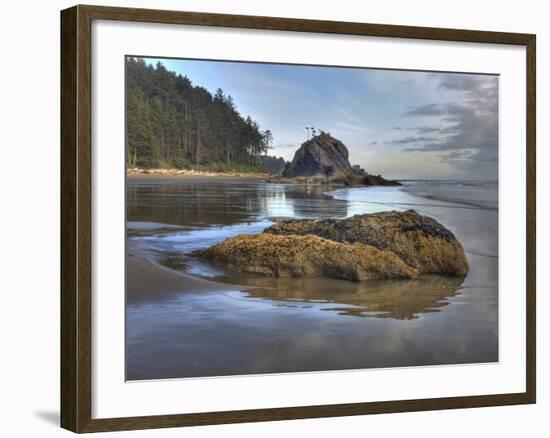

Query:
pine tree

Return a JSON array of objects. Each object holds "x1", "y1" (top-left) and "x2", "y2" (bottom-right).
[{"x1": 125, "y1": 57, "x2": 269, "y2": 169}]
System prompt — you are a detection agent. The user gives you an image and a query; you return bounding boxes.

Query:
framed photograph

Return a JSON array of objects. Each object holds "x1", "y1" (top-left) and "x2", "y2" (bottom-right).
[{"x1": 60, "y1": 4, "x2": 536, "y2": 433}]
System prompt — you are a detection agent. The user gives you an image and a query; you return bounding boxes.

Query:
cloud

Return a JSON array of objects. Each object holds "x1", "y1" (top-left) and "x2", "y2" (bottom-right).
[
  {"x1": 337, "y1": 107, "x2": 361, "y2": 123},
  {"x1": 438, "y1": 75, "x2": 483, "y2": 91},
  {"x1": 398, "y1": 74, "x2": 498, "y2": 177},
  {"x1": 403, "y1": 103, "x2": 444, "y2": 117},
  {"x1": 440, "y1": 150, "x2": 472, "y2": 161},
  {"x1": 334, "y1": 122, "x2": 369, "y2": 133},
  {"x1": 238, "y1": 69, "x2": 306, "y2": 93},
  {"x1": 412, "y1": 125, "x2": 458, "y2": 135},
  {"x1": 387, "y1": 136, "x2": 436, "y2": 144},
  {"x1": 401, "y1": 103, "x2": 497, "y2": 156}
]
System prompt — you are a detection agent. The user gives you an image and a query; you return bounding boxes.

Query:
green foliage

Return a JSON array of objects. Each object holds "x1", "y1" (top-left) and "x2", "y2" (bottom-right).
[
  {"x1": 259, "y1": 155, "x2": 287, "y2": 175},
  {"x1": 126, "y1": 57, "x2": 272, "y2": 169},
  {"x1": 189, "y1": 162, "x2": 266, "y2": 174}
]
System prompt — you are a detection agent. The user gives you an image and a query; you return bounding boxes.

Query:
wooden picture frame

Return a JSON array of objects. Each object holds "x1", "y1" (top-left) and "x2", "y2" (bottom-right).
[{"x1": 61, "y1": 4, "x2": 536, "y2": 433}]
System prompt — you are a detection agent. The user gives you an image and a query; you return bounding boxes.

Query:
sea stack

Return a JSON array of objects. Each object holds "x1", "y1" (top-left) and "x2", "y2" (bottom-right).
[
  {"x1": 282, "y1": 132, "x2": 400, "y2": 185},
  {"x1": 282, "y1": 132, "x2": 355, "y2": 179}
]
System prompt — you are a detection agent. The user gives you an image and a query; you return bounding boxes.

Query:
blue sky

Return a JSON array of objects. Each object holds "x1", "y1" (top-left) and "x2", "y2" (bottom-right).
[{"x1": 144, "y1": 57, "x2": 498, "y2": 180}]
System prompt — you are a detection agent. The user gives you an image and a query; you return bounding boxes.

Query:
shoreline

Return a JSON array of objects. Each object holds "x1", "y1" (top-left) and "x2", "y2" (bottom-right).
[
  {"x1": 127, "y1": 167, "x2": 269, "y2": 179},
  {"x1": 127, "y1": 180, "x2": 496, "y2": 300},
  {"x1": 126, "y1": 168, "x2": 399, "y2": 188}
]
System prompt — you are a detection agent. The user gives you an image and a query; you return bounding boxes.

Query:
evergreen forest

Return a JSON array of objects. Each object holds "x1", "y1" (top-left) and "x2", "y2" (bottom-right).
[{"x1": 126, "y1": 57, "x2": 274, "y2": 172}]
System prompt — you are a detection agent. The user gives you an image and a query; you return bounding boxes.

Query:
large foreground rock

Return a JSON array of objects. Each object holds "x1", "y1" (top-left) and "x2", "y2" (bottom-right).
[
  {"x1": 265, "y1": 210, "x2": 469, "y2": 276},
  {"x1": 197, "y1": 233, "x2": 418, "y2": 281}
]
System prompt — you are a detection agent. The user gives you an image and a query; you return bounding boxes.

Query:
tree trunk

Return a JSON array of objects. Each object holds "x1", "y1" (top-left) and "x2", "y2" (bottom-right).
[
  {"x1": 196, "y1": 121, "x2": 201, "y2": 165},
  {"x1": 160, "y1": 131, "x2": 165, "y2": 163},
  {"x1": 126, "y1": 129, "x2": 131, "y2": 167}
]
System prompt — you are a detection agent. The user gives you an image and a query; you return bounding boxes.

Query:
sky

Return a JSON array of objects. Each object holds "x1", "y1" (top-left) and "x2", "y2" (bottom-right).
[{"x1": 144, "y1": 57, "x2": 499, "y2": 180}]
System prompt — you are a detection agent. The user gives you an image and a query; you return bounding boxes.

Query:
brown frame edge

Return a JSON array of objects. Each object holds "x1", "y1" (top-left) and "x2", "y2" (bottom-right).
[{"x1": 60, "y1": 4, "x2": 536, "y2": 433}]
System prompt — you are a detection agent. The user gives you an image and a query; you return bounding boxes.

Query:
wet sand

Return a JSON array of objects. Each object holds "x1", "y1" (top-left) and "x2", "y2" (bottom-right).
[
  {"x1": 126, "y1": 249, "x2": 237, "y2": 305},
  {"x1": 126, "y1": 179, "x2": 498, "y2": 380}
]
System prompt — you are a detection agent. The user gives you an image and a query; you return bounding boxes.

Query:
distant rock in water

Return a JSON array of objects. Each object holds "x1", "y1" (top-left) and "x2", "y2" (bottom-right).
[
  {"x1": 265, "y1": 210, "x2": 469, "y2": 276},
  {"x1": 282, "y1": 132, "x2": 399, "y2": 185},
  {"x1": 196, "y1": 233, "x2": 418, "y2": 281},
  {"x1": 362, "y1": 174, "x2": 401, "y2": 186}
]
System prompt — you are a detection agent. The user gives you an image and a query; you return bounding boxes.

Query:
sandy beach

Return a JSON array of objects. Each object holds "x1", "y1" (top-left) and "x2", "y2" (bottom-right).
[{"x1": 127, "y1": 169, "x2": 269, "y2": 181}]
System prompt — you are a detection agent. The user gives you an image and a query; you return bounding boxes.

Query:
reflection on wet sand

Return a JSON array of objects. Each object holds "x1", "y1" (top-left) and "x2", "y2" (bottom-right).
[
  {"x1": 127, "y1": 180, "x2": 349, "y2": 227},
  {"x1": 149, "y1": 232, "x2": 465, "y2": 321},
  {"x1": 213, "y1": 274, "x2": 464, "y2": 320}
]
